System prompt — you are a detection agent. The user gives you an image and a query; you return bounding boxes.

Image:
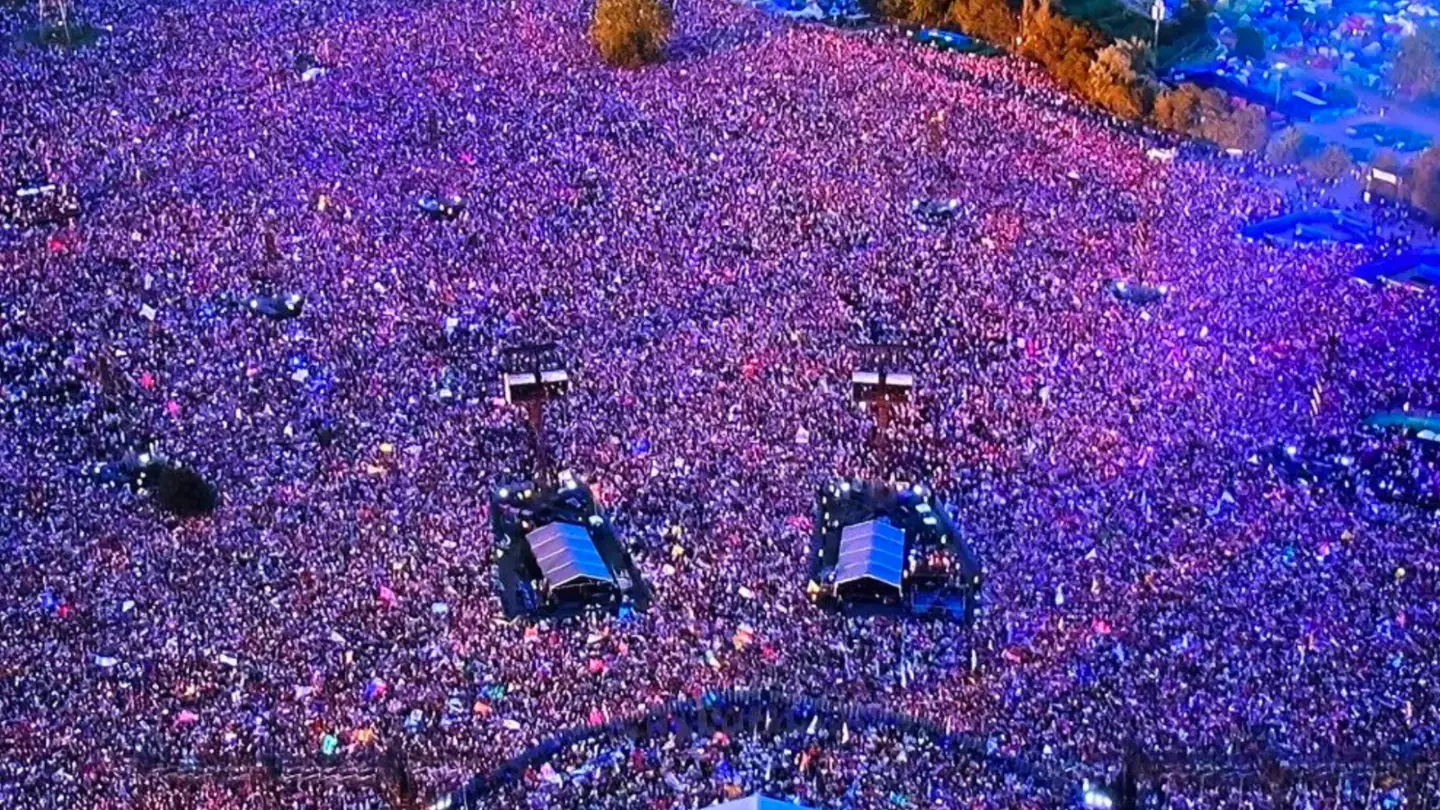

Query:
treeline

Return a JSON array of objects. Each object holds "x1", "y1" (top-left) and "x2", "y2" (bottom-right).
[
  {"x1": 880, "y1": 0, "x2": 1273, "y2": 151},
  {"x1": 1391, "y1": 27, "x2": 1440, "y2": 101},
  {"x1": 880, "y1": 0, "x2": 1440, "y2": 220},
  {"x1": 588, "y1": 0, "x2": 1440, "y2": 221},
  {"x1": 1264, "y1": 129, "x2": 1440, "y2": 219}
]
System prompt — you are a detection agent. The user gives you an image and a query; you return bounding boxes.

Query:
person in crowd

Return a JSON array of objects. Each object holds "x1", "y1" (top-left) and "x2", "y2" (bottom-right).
[{"x1": 1, "y1": 0, "x2": 1437, "y2": 807}]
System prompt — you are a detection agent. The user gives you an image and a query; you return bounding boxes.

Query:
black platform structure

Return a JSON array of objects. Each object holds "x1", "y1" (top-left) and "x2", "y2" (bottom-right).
[
  {"x1": 807, "y1": 478, "x2": 981, "y2": 623},
  {"x1": 851, "y1": 341, "x2": 915, "y2": 455},
  {"x1": 500, "y1": 342, "x2": 571, "y2": 485},
  {"x1": 491, "y1": 471, "x2": 650, "y2": 620},
  {"x1": 92, "y1": 449, "x2": 219, "y2": 518}
]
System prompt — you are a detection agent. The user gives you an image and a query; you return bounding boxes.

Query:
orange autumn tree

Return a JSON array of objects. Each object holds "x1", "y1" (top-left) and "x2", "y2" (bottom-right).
[{"x1": 591, "y1": 0, "x2": 673, "y2": 68}]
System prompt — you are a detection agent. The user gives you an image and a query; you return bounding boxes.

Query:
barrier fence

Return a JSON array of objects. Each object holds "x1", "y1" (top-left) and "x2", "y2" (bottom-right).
[{"x1": 437, "y1": 688, "x2": 1058, "y2": 809}]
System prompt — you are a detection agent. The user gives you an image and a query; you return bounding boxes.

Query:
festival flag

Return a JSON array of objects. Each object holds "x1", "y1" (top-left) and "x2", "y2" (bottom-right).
[
  {"x1": 732, "y1": 623, "x2": 755, "y2": 650},
  {"x1": 378, "y1": 585, "x2": 398, "y2": 608},
  {"x1": 363, "y1": 678, "x2": 387, "y2": 702}
]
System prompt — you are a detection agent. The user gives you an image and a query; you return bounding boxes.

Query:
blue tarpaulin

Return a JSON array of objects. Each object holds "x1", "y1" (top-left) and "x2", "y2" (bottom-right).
[
  {"x1": 1241, "y1": 209, "x2": 1375, "y2": 246},
  {"x1": 1353, "y1": 252, "x2": 1440, "y2": 289}
]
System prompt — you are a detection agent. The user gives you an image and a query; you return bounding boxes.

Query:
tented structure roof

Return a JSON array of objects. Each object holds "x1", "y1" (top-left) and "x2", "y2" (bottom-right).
[
  {"x1": 835, "y1": 518, "x2": 904, "y2": 591},
  {"x1": 527, "y1": 522, "x2": 613, "y2": 589}
]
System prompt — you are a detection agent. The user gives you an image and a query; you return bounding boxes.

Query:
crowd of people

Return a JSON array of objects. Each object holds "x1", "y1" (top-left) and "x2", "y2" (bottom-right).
[
  {"x1": 3, "y1": 0, "x2": 1439, "y2": 807},
  {"x1": 472, "y1": 695, "x2": 1067, "y2": 810}
]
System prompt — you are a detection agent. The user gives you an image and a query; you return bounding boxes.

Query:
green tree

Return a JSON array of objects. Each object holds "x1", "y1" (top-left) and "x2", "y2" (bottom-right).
[
  {"x1": 1153, "y1": 83, "x2": 1204, "y2": 132},
  {"x1": 1264, "y1": 126, "x2": 1317, "y2": 165},
  {"x1": 590, "y1": 0, "x2": 673, "y2": 68},
  {"x1": 1210, "y1": 101, "x2": 1269, "y2": 152},
  {"x1": 874, "y1": 0, "x2": 915, "y2": 20},
  {"x1": 1371, "y1": 148, "x2": 1401, "y2": 174},
  {"x1": 947, "y1": 0, "x2": 1019, "y2": 45},
  {"x1": 1088, "y1": 38, "x2": 1157, "y2": 119},
  {"x1": 1171, "y1": 0, "x2": 1211, "y2": 40},
  {"x1": 1233, "y1": 26, "x2": 1265, "y2": 62},
  {"x1": 910, "y1": 0, "x2": 952, "y2": 26},
  {"x1": 1023, "y1": 10, "x2": 1105, "y2": 94},
  {"x1": 1411, "y1": 146, "x2": 1440, "y2": 220},
  {"x1": 1391, "y1": 29, "x2": 1440, "y2": 99},
  {"x1": 1304, "y1": 144, "x2": 1354, "y2": 181},
  {"x1": 1153, "y1": 83, "x2": 1269, "y2": 152}
]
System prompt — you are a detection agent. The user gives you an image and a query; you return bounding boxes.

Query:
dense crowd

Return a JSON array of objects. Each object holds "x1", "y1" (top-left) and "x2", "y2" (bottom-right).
[
  {"x1": 478, "y1": 709, "x2": 1065, "y2": 810},
  {"x1": 2, "y1": 0, "x2": 1439, "y2": 807}
]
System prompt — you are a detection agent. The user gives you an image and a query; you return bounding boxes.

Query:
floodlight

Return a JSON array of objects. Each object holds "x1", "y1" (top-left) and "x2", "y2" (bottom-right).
[
  {"x1": 886, "y1": 372, "x2": 915, "y2": 388},
  {"x1": 1081, "y1": 781, "x2": 1115, "y2": 810}
]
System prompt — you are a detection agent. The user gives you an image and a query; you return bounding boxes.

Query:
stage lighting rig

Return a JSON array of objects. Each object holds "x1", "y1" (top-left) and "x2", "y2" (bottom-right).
[
  {"x1": 807, "y1": 478, "x2": 981, "y2": 622},
  {"x1": 500, "y1": 342, "x2": 572, "y2": 483},
  {"x1": 851, "y1": 341, "x2": 917, "y2": 454}
]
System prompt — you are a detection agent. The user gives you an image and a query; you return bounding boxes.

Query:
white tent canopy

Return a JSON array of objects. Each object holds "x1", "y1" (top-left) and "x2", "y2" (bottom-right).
[
  {"x1": 835, "y1": 518, "x2": 904, "y2": 592},
  {"x1": 527, "y1": 522, "x2": 613, "y2": 590}
]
